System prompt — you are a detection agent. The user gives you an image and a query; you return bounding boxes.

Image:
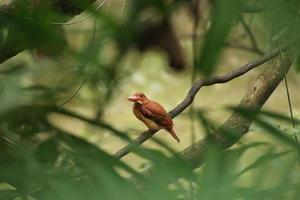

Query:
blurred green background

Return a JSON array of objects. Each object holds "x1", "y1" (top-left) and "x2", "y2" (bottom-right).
[{"x1": 0, "y1": 0, "x2": 300, "y2": 199}]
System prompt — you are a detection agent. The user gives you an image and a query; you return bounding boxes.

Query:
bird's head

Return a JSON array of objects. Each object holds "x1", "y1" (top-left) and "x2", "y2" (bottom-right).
[{"x1": 127, "y1": 92, "x2": 147, "y2": 104}]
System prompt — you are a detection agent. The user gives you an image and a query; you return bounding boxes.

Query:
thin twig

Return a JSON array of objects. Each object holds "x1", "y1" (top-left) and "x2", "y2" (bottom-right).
[
  {"x1": 120, "y1": 0, "x2": 127, "y2": 16},
  {"x1": 276, "y1": 40, "x2": 296, "y2": 128},
  {"x1": 190, "y1": 0, "x2": 201, "y2": 145},
  {"x1": 0, "y1": 0, "x2": 106, "y2": 26},
  {"x1": 58, "y1": 5, "x2": 100, "y2": 109},
  {"x1": 179, "y1": 33, "x2": 264, "y2": 55},
  {"x1": 114, "y1": 40, "x2": 296, "y2": 159},
  {"x1": 268, "y1": 17, "x2": 296, "y2": 127},
  {"x1": 0, "y1": 0, "x2": 107, "y2": 64},
  {"x1": 57, "y1": 78, "x2": 86, "y2": 109},
  {"x1": 189, "y1": 1, "x2": 201, "y2": 198},
  {"x1": 240, "y1": 15, "x2": 262, "y2": 54},
  {"x1": 272, "y1": 24, "x2": 298, "y2": 163},
  {"x1": 225, "y1": 42, "x2": 264, "y2": 55}
]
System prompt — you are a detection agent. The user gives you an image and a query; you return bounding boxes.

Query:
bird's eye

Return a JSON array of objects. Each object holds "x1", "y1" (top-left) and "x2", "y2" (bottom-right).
[{"x1": 140, "y1": 94, "x2": 143, "y2": 97}]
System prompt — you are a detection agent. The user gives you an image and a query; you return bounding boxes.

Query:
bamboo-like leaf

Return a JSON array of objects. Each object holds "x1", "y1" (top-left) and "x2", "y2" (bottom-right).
[
  {"x1": 236, "y1": 150, "x2": 293, "y2": 177},
  {"x1": 197, "y1": 0, "x2": 243, "y2": 76}
]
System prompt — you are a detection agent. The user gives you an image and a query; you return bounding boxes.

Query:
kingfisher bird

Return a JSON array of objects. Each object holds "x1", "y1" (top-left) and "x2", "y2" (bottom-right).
[{"x1": 127, "y1": 92, "x2": 180, "y2": 143}]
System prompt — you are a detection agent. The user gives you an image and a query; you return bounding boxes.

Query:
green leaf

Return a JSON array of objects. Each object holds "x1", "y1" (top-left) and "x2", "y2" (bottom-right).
[
  {"x1": 232, "y1": 106, "x2": 300, "y2": 125},
  {"x1": 0, "y1": 190, "x2": 18, "y2": 200},
  {"x1": 197, "y1": 0, "x2": 243, "y2": 76},
  {"x1": 34, "y1": 138, "x2": 59, "y2": 165},
  {"x1": 296, "y1": 54, "x2": 300, "y2": 73},
  {"x1": 231, "y1": 106, "x2": 299, "y2": 149},
  {"x1": 236, "y1": 149, "x2": 292, "y2": 177},
  {"x1": 255, "y1": 118, "x2": 299, "y2": 148}
]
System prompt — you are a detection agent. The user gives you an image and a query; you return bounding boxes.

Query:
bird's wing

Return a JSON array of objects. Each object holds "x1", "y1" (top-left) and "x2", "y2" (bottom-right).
[{"x1": 139, "y1": 101, "x2": 173, "y2": 127}]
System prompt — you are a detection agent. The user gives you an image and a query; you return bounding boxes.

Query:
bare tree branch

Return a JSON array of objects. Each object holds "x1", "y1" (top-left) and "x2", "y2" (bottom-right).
[
  {"x1": 141, "y1": 57, "x2": 293, "y2": 182},
  {"x1": 114, "y1": 40, "x2": 295, "y2": 159},
  {"x1": 225, "y1": 42, "x2": 264, "y2": 55},
  {"x1": 239, "y1": 15, "x2": 263, "y2": 54}
]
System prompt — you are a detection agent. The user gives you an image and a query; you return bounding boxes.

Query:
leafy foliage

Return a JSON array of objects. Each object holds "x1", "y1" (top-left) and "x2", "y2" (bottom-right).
[
  {"x1": 196, "y1": 0, "x2": 243, "y2": 76},
  {"x1": 0, "y1": 0, "x2": 299, "y2": 200}
]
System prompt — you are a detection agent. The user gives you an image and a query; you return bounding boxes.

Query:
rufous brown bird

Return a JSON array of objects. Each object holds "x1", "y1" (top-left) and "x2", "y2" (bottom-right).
[{"x1": 127, "y1": 92, "x2": 180, "y2": 143}]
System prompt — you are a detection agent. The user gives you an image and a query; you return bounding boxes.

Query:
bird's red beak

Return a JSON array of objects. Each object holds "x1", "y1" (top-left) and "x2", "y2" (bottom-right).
[{"x1": 127, "y1": 95, "x2": 139, "y2": 102}]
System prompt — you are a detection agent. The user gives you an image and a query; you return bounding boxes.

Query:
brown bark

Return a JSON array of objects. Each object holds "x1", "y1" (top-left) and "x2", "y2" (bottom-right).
[
  {"x1": 114, "y1": 41, "x2": 294, "y2": 159},
  {"x1": 142, "y1": 58, "x2": 292, "y2": 179}
]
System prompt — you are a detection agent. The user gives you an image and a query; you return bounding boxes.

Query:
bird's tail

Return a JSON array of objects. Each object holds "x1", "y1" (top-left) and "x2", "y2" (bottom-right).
[{"x1": 167, "y1": 129, "x2": 180, "y2": 143}]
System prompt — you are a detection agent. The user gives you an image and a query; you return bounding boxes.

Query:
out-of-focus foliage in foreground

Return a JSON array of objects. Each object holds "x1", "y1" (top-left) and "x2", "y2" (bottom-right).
[{"x1": 0, "y1": 0, "x2": 300, "y2": 199}]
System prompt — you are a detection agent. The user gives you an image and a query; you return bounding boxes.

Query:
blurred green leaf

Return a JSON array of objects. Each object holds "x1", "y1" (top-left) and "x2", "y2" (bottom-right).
[
  {"x1": 0, "y1": 190, "x2": 18, "y2": 200},
  {"x1": 197, "y1": 0, "x2": 243, "y2": 76},
  {"x1": 0, "y1": 63, "x2": 26, "y2": 75},
  {"x1": 34, "y1": 138, "x2": 59, "y2": 165},
  {"x1": 0, "y1": 0, "x2": 299, "y2": 199},
  {"x1": 296, "y1": 54, "x2": 300, "y2": 73},
  {"x1": 236, "y1": 149, "x2": 292, "y2": 177},
  {"x1": 232, "y1": 106, "x2": 299, "y2": 149},
  {"x1": 232, "y1": 107, "x2": 300, "y2": 136}
]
